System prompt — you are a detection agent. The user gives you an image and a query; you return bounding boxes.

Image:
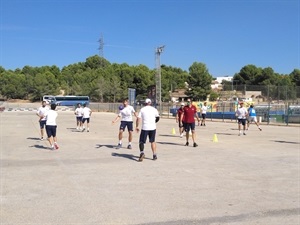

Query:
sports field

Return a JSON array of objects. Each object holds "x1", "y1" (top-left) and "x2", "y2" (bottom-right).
[{"x1": 1, "y1": 109, "x2": 299, "y2": 225}]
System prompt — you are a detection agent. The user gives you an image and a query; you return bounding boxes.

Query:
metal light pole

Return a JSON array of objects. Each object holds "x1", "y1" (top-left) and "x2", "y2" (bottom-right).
[{"x1": 155, "y1": 45, "x2": 165, "y2": 109}]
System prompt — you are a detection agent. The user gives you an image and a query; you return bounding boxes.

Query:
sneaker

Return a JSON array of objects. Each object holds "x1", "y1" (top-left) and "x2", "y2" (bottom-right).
[
  {"x1": 200, "y1": 123, "x2": 203, "y2": 126},
  {"x1": 87, "y1": 130, "x2": 89, "y2": 132},
  {"x1": 40, "y1": 137, "x2": 43, "y2": 141},
  {"x1": 259, "y1": 128, "x2": 262, "y2": 131},
  {"x1": 138, "y1": 153, "x2": 145, "y2": 162},
  {"x1": 153, "y1": 155, "x2": 157, "y2": 160},
  {"x1": 54, "y1": 143, "x2": 59, "y2": 150},
  {"x1": 116, "y1": 143, "x2": 122, "y2": 149},
  {"x1": 243, "y1": 133, "x2": 246, "y2": 135},
  {"x1": 193, "y1": 143, "x2": 198, "y2": 147},
  {"x1": 82, "y1": 128, "x2": 85, "y2": 132},
  {"x1": 238, "y1": 133, "x2": 241, "y2": 136},
  {"x1": 127, "y1": 144, "x2": 132, "y2": 149},
  {"x1": 204, "y1": 124, "x2": 206, "y2": 126},
  {"x1": 185, "y1": 142, "x2": 189, "y2": 146}
]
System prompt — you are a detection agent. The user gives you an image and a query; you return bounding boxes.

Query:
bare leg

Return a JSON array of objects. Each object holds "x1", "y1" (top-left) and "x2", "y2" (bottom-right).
[{"x1": 151, "y1": 142, "x2": 157, "y2": 155}]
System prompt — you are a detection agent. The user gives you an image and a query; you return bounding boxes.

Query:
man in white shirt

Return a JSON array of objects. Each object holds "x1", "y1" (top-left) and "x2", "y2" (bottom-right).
[
  {"x1": 44, "y1": 103, "x2": 59, "y2": 150},
  {"x1": 74, "y1": 103, "x2": 83, "y2": 130},
  {"x1": 36, "y1": 101, "x2": 49, "y2": 140},
  {"x1": 135, "y1": 98, "x2": 160, "y2": 162},
  {"x1": 112, "y1": 98, "x2": 137, "y2": 149},
  {"x1": 81, "y1": 103, "x2": 92, "y2": 132},
  {"x1": 235, "y1": 102, "x2": 248, "y2": 136},
  {"x1": 200, "y1": 102, "x2": 208, "y2": 126}
]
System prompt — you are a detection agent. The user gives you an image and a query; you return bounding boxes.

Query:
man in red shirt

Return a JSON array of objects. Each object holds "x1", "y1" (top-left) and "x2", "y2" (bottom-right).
[
  {"x1": 176, "y1": 102, "x2": 185, "y2": 138},
  {"x1": 180, "y1": 98, "x2": 201, "y2": 147}
]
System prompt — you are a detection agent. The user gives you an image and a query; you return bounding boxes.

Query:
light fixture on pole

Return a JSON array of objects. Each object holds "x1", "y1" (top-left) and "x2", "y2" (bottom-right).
[{"x1": 155, "y1": 45, "x2": 165, "y2": 108}]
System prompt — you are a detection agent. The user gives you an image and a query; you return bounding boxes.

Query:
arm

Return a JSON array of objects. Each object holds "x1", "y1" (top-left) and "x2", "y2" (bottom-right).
[
  {"x1": 135, "y1": 117, "x2": 141, "y2": 132},
  {"x1": 112, "y1": 115, "x2": 120, "y2": 124}
]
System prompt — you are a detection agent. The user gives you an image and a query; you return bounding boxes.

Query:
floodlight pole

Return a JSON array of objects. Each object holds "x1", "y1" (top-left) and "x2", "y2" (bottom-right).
[{"x1": 155, "y1": 45, "x2": 165, "y2": 109}]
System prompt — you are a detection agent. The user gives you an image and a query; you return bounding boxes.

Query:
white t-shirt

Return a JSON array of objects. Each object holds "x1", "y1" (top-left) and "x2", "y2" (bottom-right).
[
  {"x1": 236, "y1": 107, "x2": 248, "y2": 119},
  {"x1": 75, "y1": 107, "x2": 83, "y2": 117},
  {"x1": 138, "y1": 105, "x2": 159, "y2": 130},
  {"x1": 45, "y1": 110, "x2": 57, "y2": 126},
  {"x1": 119, "y1": 105, "x2": 135, "y2": 122},
  {"x1": 201, "y1": 105, "x2": 208, "y2": 114},
  {"x1": 82, "y1": 107, "x2": 92, "y2": 118},
  {"x1": 37, "y1": 106, "x2": 49, "y2": 121}
]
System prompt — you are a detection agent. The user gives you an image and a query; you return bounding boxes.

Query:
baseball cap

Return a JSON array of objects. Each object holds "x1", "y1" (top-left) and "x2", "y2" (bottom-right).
[
  {"x1": 145, "y1": 98, "x2": 151, "y2": 104},
  {"x1": 180, "y1": 102, "x2": 185, "y2": 106}
]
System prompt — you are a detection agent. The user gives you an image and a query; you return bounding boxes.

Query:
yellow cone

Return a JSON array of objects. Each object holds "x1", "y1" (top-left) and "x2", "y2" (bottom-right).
[
  {"x1": 172, "y1": 128, "x2": 176, "y2": 135},
  {"x1": 213, "y1": 134, "x2": 218, "y2": 142}
]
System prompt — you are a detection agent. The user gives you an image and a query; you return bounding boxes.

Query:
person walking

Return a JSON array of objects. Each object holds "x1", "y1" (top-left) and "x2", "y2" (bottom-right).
[
  {"x1": 74, "y1": 103, "x2": 83, "y2": 131},
  {"x1": 247, "y1": 104, "x2": 262, "y2": 131},
  {"x1": 36, "y1": 101, "x2": 49, "y2": 140},
  {"x1": 176, "y1": 102, "x2": 185, "y2": 138},
  {"x1": 180, "y1": 98, "x2": 201, "y2": 147},
  {"x1": 235, "y1": 101, "x2": 248, "y2": 136},
  {"x1": 44, "y1": 103, "x2": 59, "y2": 150},
  {"x1": 81, "y1": 103, "x2": 92, "y2": 132},
  {"x1": 112, "y1": 98, "x2": 137, "y2": 149},
  {"x1": 200, "y1": 102, "x2": 208, "y2": 126},
  {"x1": 135, "y1": 98, "x2": 160, "y2": 162}
]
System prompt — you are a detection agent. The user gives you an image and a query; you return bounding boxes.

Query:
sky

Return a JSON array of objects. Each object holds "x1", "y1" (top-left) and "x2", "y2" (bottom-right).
[{"x1": 0, "y1": 0, "x2": 299, "y2": 77}]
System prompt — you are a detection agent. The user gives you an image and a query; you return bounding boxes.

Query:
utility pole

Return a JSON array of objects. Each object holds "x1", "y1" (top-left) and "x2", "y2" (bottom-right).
[
  {"x1": 98, "y1": 33, "x2": 104, "y2": 58},
  {"x1": 155, "y1": 45, "x2": 165, "y2": 108}
]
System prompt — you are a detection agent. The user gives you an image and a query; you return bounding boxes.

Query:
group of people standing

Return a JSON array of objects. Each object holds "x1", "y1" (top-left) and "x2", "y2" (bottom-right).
[
  {"x1": 37, "y1": 98, "x2": 262, "y2": 158},
  {"x1": 74, "y1": 103, "x2": 92, "y2": 132}
]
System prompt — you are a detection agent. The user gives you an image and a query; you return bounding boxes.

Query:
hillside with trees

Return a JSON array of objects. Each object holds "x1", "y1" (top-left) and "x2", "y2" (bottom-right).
[{"x1": 0, "y1": 55, "x2": 299, "y2": 102}]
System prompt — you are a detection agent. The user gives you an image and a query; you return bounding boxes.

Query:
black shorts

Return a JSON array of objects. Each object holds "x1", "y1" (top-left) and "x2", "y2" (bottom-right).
[
  {"x1": 46, "y1": 125, "x2": 57, "y2": 138},
  {"x1": 82, "y1": 118, "x2": 90, "y2": 124},
  {"x1": 179, "y1": 122, "x2": 185, "y2": 128},
  {"x1": 238, "y1": 118, "x2": 246, "y2": 126},
  {"x1": 184, "y1": 122, "x2": 196, "y2": 132},
  {"x1": 39, "y1": 120, "x2": 46, "y2": 129},
  {"x1": 120, "y1": 121, "x2": 133, "y2": 132},
  {"x1": 76, "y1": 116, "x2": 83, "y2": 122},
  {"x1": 139, "y1": 130, "x2": 156, "y2": 144},
  {"x1": 201, "y1": 114, "x2": 206, "y2": 119}
]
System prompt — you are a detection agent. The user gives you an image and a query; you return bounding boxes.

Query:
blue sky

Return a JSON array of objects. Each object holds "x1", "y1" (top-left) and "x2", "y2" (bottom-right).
[{"x1": 0, "y1": 0, "x2": 299, "y2": 77}]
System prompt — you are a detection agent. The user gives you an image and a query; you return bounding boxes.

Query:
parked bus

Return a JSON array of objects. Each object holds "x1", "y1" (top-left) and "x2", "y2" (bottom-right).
[{"x1": 42, "y1": 95, "x2": 90, "y2": 106}]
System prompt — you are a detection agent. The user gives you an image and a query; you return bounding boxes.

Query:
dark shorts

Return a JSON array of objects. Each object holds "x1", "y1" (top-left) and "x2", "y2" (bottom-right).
[
  {"x1": 184, "y1": 122, "x2": 196, "y2": 132},
  {"x1": 202, "y1": 113, "x2": 206, "y2": 119},
  {"x1": 39, "y1": 120, "x2": 46, "y2": 129},
  {"x1": 238, "y1": 118, "x2": 246, "y2": 126},
  {"x1": 46, "y1": 125, "x2": 57, "y2": 138},
  {"x1": 179, "y1": 122, "x2": 186, "y2": 128},
  {"x1": 82, "y1": 118, "x2": 90, "y2": 123},
  {"x1": 139, "y1": 130, "x2": 156, "y2": 144},
  {"x1": 76, "y1": 116, "x2": 83, "y2": 122},
  {"x1": 120, "y1": 121, "x2": 133, "y2": 132}
]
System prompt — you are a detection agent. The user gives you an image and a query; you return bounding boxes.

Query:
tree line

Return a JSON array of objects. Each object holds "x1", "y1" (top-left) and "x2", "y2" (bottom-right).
[{"x1": 0, "y1": 55, "x2": 299, "y2": 102}]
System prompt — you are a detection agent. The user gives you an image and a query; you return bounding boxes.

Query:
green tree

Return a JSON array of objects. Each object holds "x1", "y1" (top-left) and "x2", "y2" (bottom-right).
[{"x1": 185, "y1": 62, "x2": 213, "y2": 101}]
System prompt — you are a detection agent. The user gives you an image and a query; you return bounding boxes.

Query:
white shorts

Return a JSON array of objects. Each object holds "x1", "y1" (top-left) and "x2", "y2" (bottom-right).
[{"x1": 248, "y1": 116, "x2": 257, "y2": 123}]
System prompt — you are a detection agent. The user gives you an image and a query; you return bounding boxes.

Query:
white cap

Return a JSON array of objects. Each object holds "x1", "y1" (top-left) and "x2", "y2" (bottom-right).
[
  {"x1": 180, "y1": 102, "x2": 185, "y2": 106},
  {"x1": 145, "y1": 98, "x2": 151, "y2": 104}
]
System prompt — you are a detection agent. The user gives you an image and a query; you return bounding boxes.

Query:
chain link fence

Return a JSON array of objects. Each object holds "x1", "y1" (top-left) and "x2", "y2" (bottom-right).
[{"x1": 89, "y1": 85, "x2": 300, "y2": 125}]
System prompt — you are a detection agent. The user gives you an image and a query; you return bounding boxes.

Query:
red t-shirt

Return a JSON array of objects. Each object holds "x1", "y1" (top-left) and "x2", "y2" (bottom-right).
[
  {"x1": 177, "y1": 107, "x2": 185, "y2": 122},
  {"x1": 183, "y1": 105, "x2": 197, "y2": 123}
]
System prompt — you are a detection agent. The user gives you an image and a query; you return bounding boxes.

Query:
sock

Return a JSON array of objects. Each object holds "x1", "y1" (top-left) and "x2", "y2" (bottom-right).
[
  {"x1": 128, "y1": 142, "x2": 131, "y2": 145},
  {"x1": 119, "y1": 140, "x2": 122, "y2": 144},
  {"x1": 139, "y1": 143, "x2": 144, "y2": 152}
]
